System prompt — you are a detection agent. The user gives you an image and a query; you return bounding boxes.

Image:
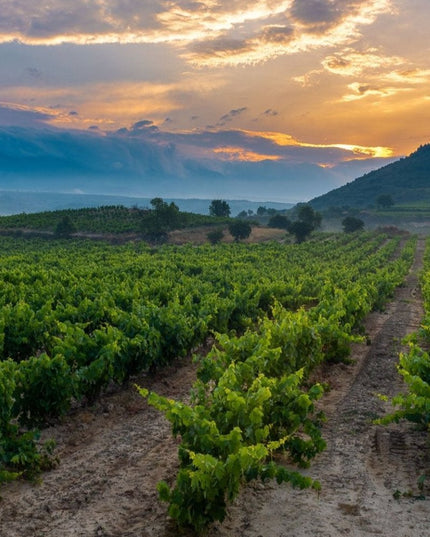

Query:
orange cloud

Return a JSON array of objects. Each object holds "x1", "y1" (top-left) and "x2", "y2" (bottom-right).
[
  {"x1": 321, "y1": 48, "x2": 404, "y2": 77},
  {"x1": 341, "y1": 82, "x2": 410, "y2": 101},
  {"x1": 241, "y1": 129, "x2": 393, "y2": 158},
  {"x1": 186, "y1": 0, "x2": 395, "y2": 67},
  {"x1": 0, "y1": 1, "x2": 396, "y2": 70},
  {"x1": 213, "y1": 146, "x2": 281, "y2": 161}
]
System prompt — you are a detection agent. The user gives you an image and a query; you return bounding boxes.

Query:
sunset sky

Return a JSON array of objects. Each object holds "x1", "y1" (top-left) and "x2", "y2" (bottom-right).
[{"x1": 0, "y1": 0, "x2": 429, "y2": 202}]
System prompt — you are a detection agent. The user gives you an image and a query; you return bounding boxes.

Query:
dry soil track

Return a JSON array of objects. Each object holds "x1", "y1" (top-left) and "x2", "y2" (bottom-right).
[
  {"x1": 208, "y1": 238, "x2": 430, "y2": 537},
  {"x1": 1, "y1": 240, "x2": 430, "y2": 537}
]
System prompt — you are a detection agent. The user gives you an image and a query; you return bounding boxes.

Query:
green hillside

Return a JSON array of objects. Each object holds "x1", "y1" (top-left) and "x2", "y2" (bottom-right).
[
  {"x1": 310, "y1": 144, "x2": 430, "y2": 210},
  {"x1": 0, "y1": 204, "x2": 224, "y2": 235}
]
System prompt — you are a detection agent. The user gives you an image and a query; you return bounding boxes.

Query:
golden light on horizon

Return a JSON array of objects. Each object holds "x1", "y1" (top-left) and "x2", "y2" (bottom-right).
[
  {"x1": 213, "y1": 146, "x2": 281, "y2": 162},
  {"x1": 241, "y1": 130, "x2": 394, "y2": 159}
]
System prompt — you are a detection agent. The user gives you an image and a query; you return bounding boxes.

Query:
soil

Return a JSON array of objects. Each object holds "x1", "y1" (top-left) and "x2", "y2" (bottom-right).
[
  {"x1": 168, "y1": 225, "x2": 287, "y2": 245},
  {"x1": 1, "y1": 240, "x2": 429, "y2": 537}
]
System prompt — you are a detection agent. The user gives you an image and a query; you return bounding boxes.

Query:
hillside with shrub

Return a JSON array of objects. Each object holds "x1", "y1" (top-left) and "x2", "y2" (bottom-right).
[{"x1": 310, "y1": 144, "x2": 430, "y2": 210}]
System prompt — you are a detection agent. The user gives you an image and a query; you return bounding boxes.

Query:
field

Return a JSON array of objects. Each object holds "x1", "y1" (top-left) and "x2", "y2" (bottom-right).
[{"x1": 1, "y1": 232, "x2": 430, "y2": 536}]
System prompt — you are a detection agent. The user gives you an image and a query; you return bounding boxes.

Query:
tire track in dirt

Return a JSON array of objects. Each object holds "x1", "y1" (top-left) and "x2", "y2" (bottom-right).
[
  {"x1": 0, "y1": 358, "x2": 199, "y2": 537},
  {"x1": 209, "y1": 238, "x2": 430, "y2": 537}
]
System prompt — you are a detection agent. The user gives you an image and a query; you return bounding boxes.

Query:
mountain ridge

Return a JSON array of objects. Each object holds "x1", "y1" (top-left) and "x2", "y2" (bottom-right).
[
  {"x1": 309, "y1": 144, "x2": 430, "y2": 209},
  {"x1": 0, "y1": 190, "x2": 293, "y2": 217}
]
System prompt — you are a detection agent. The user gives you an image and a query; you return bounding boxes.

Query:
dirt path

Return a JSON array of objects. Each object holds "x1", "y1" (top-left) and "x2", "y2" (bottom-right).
[
  {"x1": 208, "y1": 238, "x2": 430, "y2": 537},
  {"x1": 1, "y1": 240, "x2": 429, "y2": 537}
]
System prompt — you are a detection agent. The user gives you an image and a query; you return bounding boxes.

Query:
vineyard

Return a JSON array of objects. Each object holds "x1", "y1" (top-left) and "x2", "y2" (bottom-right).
[
  {"x1": 0, "y1": 231, "x2": 422, "y2": 534},
  {"x1": 0, "y1": 205, "x2": 224, "y2": 235}
]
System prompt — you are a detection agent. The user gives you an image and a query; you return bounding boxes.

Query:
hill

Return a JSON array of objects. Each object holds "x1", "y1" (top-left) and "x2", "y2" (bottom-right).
[
  {"x1": 309, "y1": 144, "x2": 430, "y2": 210},
  {"x1": 0, "y1": 190, "x2": 292, "y2": 217},
  {"x1": 0, "y1": 204, "x2": 220, "y2": 235}
]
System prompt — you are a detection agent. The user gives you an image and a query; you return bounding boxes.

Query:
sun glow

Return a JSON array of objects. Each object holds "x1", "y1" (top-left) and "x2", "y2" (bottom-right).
[
  {"x1": 241, "y1": 130, "x2": 393, "y2": 158},
  {"x1": 213, "y1": 146, "x2": 281, "y2": 162}
]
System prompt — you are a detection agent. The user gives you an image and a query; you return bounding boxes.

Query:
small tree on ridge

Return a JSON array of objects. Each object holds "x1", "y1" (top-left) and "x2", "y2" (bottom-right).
[{"x1": 209, "y1": 200, "x2": 231, "y2": 217}]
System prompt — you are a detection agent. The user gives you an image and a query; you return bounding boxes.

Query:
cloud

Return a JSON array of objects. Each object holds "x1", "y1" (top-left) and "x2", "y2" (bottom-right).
[
  {"x1": 341, "y1": 81, "x2": 408, "y2": 101},
  {"x1": 132, "y1": 119, "x2": 156, "y2": 129},
  {"x1": 0, "y1": 1, "x2": 163, "y2": 42},
  {"x1": 290, "y1": 0, "x2": 343, "y2": 27},
  {"x1": 182, "y1": 1, "x2": 396, "y2": 67},
  {"x1": 263, "y1": 108, "x2": 278, "y2": 116},
  {"x1": 0, "y1": 1, "x2": 395, "y2": 68},
  {"x1": 258, "y1": 24, "x2": 294, "y2": 44},
  {"x1": 0, "y1": 76, "x2": 221, "y2": 131},
  {"x1": 218, "y1": 107, "x2": 248, "y2": 125},
  {"x1": 0, "y1": 119, "x2": 398, "y2": 202},
  {"x1": 0, "y1": 103, "x2": 56, "y2": 126},
  {"x1": 213, "y1": 146, "x2": 281, "y2": 162},
  {"x1": 384, "y1": 68, "x2": 430, "y2": 85},
  {"x1": 321, "y1": 48, "x2": 404, "y2": 77},
  {"x1": 294, "y1": 46, "x2": 430, "y2": 103}
]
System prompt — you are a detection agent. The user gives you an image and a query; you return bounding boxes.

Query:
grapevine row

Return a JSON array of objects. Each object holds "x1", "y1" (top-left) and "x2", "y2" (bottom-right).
[
  {"x1": 0, "y1": 234, "x2": 415, "y2": 486},
  {"x1": 140, "y1": 235, "x2": 416, "y2": 531}
]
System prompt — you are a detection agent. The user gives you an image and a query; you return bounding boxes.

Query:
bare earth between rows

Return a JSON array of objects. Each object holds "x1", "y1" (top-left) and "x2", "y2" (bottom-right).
[{"x1": 1, "y1": 240, "x2": 430, "y2": 537}]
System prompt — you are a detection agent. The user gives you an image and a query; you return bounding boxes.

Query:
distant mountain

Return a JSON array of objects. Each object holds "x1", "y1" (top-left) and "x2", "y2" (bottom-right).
[
  {"x1": 0, "y1": 190, "x2": 293, "y2": 217},
  {"x1": 309, "y1": 144, "x2": 430, "y2": 210}
]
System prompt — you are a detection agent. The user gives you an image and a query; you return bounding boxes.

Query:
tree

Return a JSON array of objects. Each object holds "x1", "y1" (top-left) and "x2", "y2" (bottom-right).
[
  {"x1": 149, "y1": 198, "x2": 180, "y2": 230},
  {"x1": 207, "y1": 229, "x2": 224, "y2": 244},
  {"x1": 289, "y1": 221, "x2": 314, "y2": 244},
  {"x1": 342, "y1": 216, "x2": 364, "y2": 233},
  {"x1": 257, "y1": 206, "x2": 267, "y2": 215},
  {"x1": 228, "y1": 220, "x2": 252, "y2": 241},
  {"x1": 55, "y1": 215, "x2": 76, "y2": 238},
  {"x1": 296, "y1": 204, "x2": 322, "y2": 229},
  {"x1": 141, "y1": 198, "x2": 180, "y2": 242},
  {"x1": 209, "y1": 200, "x2": 231, "y2": 217},
  {"x1": 268, "y1": 214, "x2": 291, "y2": 230},
  {"x1": 376, "y1": 194, "x2": 394, "y2": 209},
  {"x1": 288, "y1": 203, "x2": 322, "y2": 243}
]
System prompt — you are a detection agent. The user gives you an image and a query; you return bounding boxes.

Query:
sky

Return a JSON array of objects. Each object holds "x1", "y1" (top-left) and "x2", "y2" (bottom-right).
[{"x1": 0, "y1": 0, "x2": 429, "y2": 202}]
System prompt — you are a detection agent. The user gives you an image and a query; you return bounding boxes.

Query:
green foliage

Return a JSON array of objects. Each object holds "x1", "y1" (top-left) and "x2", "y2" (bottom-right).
[
  {"x1": 0, "y1": 231, "x2": 415, "y2": 494},
  {"x1": 377, "y1": 237, "x2": 430, "y2": 442},
  {"x1": 377, "y1": 344, "x2": 430, "y2": 428},
  {"x1": 296, "y1": 204, "x2": 322, "y2": 229},
  {"x1": 289, "y1": 204, "x2": 322, "y2": 243},
  {"x1": 0, "y1": 359, "x2": 56, "y2": 483},
  {"x1": 17, "y1": 354, "x2": 75, "y2": 426},
  {"x1": 377, "y1": 194, "x2": 394, "y2": 209},
  {"x1": 207, "y1": 228, "x2": 224, "y2": 244},
  {"x1": 139, "y1": 358, "x2": 324, "y2": 532},
  {"x1": 0, "y1": 205, "x2": 218, "y2": 235},
  {"x1": 342, "y1": 216, "x2": 364, "y2": 233},
  {"x1": 228, "y1": 220, "x2": 252, "y2": 241},
  {"x1": 135, "y1": 233, "x2": 416, "y2": 531},
  {"x1": 209, "y1": 199, "x2": 231, "y2": 217},
  {"x1": 268, "y1": 214, "x2": 291, "y2": 230},
  {"x1": 55, "y1": 215, "x2": 77, "y2": 237},
  {"x1": 289, "y1": 221, "x2": 314, "y2": 243}
]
